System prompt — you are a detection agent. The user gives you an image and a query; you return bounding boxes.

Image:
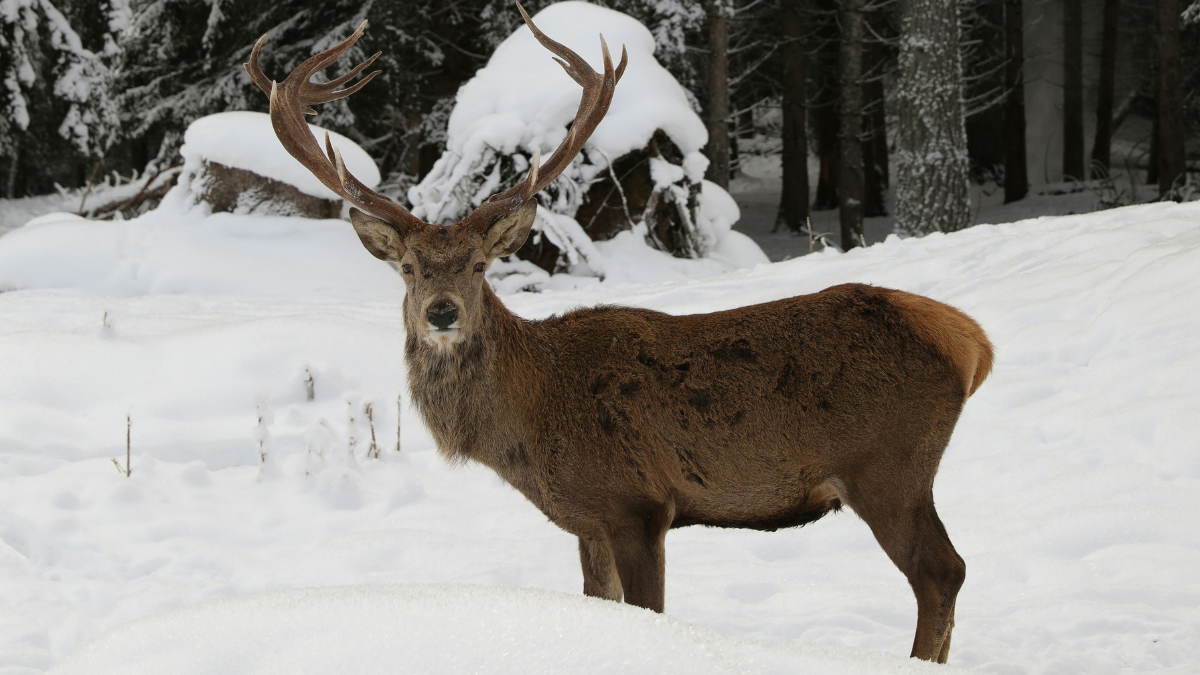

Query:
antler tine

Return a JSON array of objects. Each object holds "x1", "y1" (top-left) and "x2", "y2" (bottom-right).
[
  {"x1": 461, "y1": 3, "x2": 625, "y2": 234},
  {"x1": 245, "y1": 22, "x2": 424, "y2": 233},
  {"x1": 245, "y1": 34, "x2": 273, "y2": 97},
  {"x1": 505, "y1": 2, "x2": 625, "y2": 201}
]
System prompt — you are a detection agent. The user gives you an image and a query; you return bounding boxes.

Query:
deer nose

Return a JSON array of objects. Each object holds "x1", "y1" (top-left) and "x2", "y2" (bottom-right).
[{"x1": 426, "y1": 302, "x2": 459, "y2": 330}]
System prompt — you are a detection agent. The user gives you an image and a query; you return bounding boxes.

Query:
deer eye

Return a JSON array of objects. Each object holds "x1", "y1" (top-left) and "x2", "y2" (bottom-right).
[
  {"x1": 401, "y1": 264, "x2": 413, "y2": 274},
  {"x1": 474, "y1": 262, "x2": 486, "y2": 273}
]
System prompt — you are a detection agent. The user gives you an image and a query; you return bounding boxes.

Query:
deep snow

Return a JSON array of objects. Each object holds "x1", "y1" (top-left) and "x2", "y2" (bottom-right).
[{"x1": 0, "y1": 200, "x2": 1198, "y2": 673}]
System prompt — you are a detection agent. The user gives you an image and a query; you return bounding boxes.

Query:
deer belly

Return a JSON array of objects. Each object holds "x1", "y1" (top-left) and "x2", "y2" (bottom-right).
[{"x1": 671, "y1": 477, "x2": 843, "y2": 532}]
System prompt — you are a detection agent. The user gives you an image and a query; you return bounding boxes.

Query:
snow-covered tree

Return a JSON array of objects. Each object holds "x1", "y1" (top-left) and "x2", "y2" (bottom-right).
[
  {"x1": 1, "y1": 0, "x2": 125, "y2": 196},
  {"x1": 116, "y1": 0, "x2": 373, "y2": 165}
]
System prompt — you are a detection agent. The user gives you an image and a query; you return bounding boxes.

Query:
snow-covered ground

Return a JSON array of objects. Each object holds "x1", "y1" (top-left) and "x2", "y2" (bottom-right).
[{"x1": 1, "y1": 198, "x2": 1199, "y2": 673}]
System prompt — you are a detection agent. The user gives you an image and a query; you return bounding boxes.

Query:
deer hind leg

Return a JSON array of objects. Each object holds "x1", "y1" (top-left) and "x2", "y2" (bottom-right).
[
  {"x1": 579, "y1": 537, "x2": 623, "y2": 602},
  {"x1": 935, "y1": 598, "x2": 957, "y2": 663},
  {"x1": 845, "y1": 487, "x2": 965, "y2": 662},
  {"x1": 609, "y1": 497, "x2": 675, "y2": 613}
]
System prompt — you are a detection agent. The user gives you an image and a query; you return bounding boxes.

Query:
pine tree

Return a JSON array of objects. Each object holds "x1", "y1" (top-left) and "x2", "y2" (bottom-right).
[{"x1": 1, "y1": 0, "x2": 124, "y2": 196}]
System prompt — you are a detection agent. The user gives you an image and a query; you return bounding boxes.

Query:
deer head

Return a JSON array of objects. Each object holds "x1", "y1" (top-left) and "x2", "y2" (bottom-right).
[{"x1": 244, "y1": 4, "x2": 626, "y2": 349}]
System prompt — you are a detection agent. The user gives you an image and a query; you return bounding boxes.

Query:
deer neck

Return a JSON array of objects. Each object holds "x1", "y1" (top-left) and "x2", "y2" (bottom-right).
[{"x1": 404, "y1": 286, "x2": 548, "y2": 498}]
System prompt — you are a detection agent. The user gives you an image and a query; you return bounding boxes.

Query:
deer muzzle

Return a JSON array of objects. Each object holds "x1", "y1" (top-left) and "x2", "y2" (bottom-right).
[{"x1": 424, "y1": 301, "x2": 463, "y2": 347}]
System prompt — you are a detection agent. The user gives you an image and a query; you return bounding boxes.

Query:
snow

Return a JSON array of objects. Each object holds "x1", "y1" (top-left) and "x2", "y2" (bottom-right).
[
  {"x1": 0, "y1": 206, "x2": 401, "y2": 298},
  {"x1": 444, "y1": 1, "x2": 706, "y2": 162},
  {"x1": 1, "y1": 199, "x2": 1199, "y2": 673},
  {"x1": 178, "y1": 112, "x2": 380, "y2": 202},
  {"x1": 47, "y1": 585, "x2": 959, "y2": 675}
]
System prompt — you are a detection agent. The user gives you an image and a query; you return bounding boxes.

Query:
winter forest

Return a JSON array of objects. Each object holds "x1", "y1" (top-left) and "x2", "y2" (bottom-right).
[
  {"x1": 2, "y1": 0, "x2": 1200, "y2": 673},
  {"x1": 3, "y1": 0, "x2": 1199, "y2": 249}
]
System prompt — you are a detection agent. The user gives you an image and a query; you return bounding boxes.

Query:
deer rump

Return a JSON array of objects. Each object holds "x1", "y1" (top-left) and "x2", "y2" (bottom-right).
[{"x1": 472, "y1": 283, "x2": 991, "y2": 540}]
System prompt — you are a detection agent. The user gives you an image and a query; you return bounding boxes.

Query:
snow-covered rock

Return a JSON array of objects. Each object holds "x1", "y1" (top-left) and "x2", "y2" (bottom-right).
[
  {"x1": 177, "y1": 111, "x2": 380, "y2": 217},
  {"x1": 408, "y1": 2, "x2": 762, "y2": 283}
]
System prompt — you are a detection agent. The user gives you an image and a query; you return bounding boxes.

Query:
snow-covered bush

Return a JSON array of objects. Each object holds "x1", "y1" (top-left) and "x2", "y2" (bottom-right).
[
  {"x1": 408, "y1": 1, "x2": 763, "y2": 282},
  {"x1": 175, "y1": 111, "x2": 379, "y2": 218}
]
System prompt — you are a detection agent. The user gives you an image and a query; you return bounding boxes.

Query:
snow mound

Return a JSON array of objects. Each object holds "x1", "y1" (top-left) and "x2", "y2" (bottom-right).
[
  {"x1": 180, "y1": 111, "x2": 380, "y2": 201},
  {"x1": 406, "y1": 2, "x2": 761, "y2": 285},
  {"x1": 49, "y1": 584, "x2": 958, "y2": 675},
  {"x1": 444, "y1": 1, "x2": 704, "y2": 163},
  {"x1": 0, "y1": 208, "x2": 402, "y2": 298}
]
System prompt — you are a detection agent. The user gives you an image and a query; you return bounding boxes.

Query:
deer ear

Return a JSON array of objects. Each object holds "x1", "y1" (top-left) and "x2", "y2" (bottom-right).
[
  {"x1": 350, "y1": 208, "x2": 407, "y2": 261},
  {"x1": 484, "y1": 200, "x2": 537, "y2": 260}
]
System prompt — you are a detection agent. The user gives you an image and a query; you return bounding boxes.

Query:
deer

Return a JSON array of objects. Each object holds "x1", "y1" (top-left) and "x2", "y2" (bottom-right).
[{"x1": 244, "y1": 5, "x2": 992, "y2": 663}]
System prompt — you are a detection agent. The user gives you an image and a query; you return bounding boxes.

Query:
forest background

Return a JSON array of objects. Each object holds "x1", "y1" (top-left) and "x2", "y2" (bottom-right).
[{"x1": 1, "y1": 0, "x2": 1197, "y2": 249}]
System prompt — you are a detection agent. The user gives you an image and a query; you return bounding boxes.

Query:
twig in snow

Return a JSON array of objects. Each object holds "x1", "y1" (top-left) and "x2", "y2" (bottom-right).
[
  {"x1": 303, "y1": 367, "x2": 315, "y2": 401},
  {"x1": 365, "y1": 403, "x2": 379, "y2": 459},
  {"x1": 396, "y1": 394, "x2": 402, "y2": 454},
  {"x1": 112, "y1": 415, "x2": 131, "y2": 477},
  {"x1": 78, "y1": 151, "x2": 108, "y2": 216}
]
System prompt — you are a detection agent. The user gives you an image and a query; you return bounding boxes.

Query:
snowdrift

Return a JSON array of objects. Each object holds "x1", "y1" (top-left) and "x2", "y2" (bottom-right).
[
  {"x1": 47, "y1": 584, "x2": 959, "y2": 675},
  {"x1": 1, "y1": 202, "x2": 1199, "y2": 672}
]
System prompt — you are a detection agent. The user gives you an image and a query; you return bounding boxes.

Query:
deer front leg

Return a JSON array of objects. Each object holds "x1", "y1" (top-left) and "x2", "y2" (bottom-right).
[
  {"x1": 579, "y1": 537, "x2": 623, "y2": 602},
  {"x1": 609, "y1": 498, "x2": 675, "y2": 613}
]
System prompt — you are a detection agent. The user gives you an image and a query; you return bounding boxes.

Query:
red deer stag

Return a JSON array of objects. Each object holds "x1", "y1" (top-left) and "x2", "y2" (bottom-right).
[{"x1": 245, "y1": 5, "x2": 992, "y2": 663}]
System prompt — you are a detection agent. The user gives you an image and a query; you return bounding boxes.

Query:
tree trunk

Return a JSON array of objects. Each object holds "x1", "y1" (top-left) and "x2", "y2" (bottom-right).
[
  {"x1": 1148, "y1": 109, "x2": 1160, "y2": 185},
  {"x1": 1062, "y1": 0, "x2": 1085, "y2": 180},
  {"x1": 1157, "y1": 0, "x2": 1185, "y2": 196},
  {"x1": 862, "y1": 25, "x2": 889, "y2": 217},
  {"x1": 894, "y1": 0, "x2": 971, "y2": 235},
  {"x1": 813, "y1": 0, "x2": 840, "y2": 210},
  {"x1": 705, "y1": 1, "x2": 731, "y2": 188},
  {"x1": 839, "y1": 0, "x2": 865, "y2": 249},
  {"x1": 5, "y1": 140, "x2": 17, "y2": 200},
  {"x1": 965, "y1": 0, "x2": 1007, "y2": 177},
  {"x1": 1091, "y1": 0, "x2": 1119, "y2": 178},
  {"x1": 777, "y1": 0, "x2": 810, "y2": 233},
  {"x1": 1004, "y1": 0, "x2": 1029, "y2": 202}
]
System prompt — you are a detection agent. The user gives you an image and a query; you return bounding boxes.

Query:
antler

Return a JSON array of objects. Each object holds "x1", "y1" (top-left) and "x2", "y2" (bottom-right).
[
  {"x1": 244, "y1": 23, "x2": 426, "y2": 234},
  {"x1": 462, "y1": 2, "x2": 628, "y2": 232}
]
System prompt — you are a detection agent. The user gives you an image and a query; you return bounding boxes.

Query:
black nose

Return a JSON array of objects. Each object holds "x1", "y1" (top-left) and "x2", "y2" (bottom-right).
[{"x1": 426, "y1": 302, "x2": 459, "y2": 330}]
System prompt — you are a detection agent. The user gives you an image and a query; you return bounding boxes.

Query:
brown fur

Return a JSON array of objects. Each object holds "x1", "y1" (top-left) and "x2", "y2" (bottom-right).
[
  {"x1": 386, "y1": 224, "x2": 992, "y2": 663},
  {"x1": 884, "y1": 290, "x2": 993, "y2": 396}
]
